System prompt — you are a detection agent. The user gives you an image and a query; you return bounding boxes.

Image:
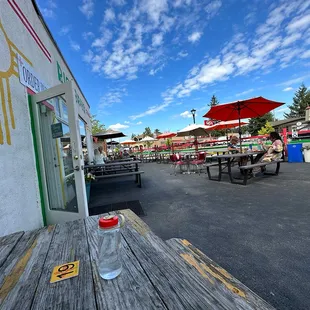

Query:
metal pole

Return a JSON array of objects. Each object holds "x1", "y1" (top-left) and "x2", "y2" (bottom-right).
[{"x1": 238, "y1": 103, "x2": 242, "y2": 151}]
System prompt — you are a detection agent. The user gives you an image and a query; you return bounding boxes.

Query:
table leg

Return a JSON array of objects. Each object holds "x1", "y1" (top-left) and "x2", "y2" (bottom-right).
[
  {"x1": 218, "y1": 158, "x2": 222, "y2": 181},
  {"x1": 227, "y1": 159, "x2": 234, "y2": 183}
]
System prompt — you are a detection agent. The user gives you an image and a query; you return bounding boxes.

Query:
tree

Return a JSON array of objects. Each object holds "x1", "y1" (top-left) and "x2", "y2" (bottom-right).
[
  {"x1": 247, "y1": 112, "x2": 273, "y2": 135},
  {"x1": 284, "y1": 83, "x2": 310, "y2": 118},
  {"x1": 154, "y1": 129, "x2": 161, "y2": 137},
  {"x1": 166, "y1": 138, "x2": 172, "y2": 147},
  {"x1": 91, "y1": 115, "x2": 105, "y2": 134},
  {"x1": 258, "y1": 121, "x2": 275, "y2": 135},
  {"x1": 209, "y1": 95, "x2": 219, "y2": 107},
  {"x1": 143, "y1": 126, "x2": 153, "y2": 137},
  {"x1": 131, "y1": 133, "x2": 136, "y2": 140}
]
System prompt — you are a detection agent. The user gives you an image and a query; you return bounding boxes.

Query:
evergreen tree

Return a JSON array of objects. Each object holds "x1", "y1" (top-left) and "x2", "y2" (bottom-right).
[
  {"x1": 209, "y1": 95, "x2": 219, "y2": 107},
  {"x1": 143, "y1": 127, "x2": 153, "y2": 137},
  {"x1": 247, "y1": 112, "x2": 273, "y2": 135},
  {"x1": 154, "y1": 129, "x2": 161, "y2": 137},
  {"x1": 131, "y1": 133, "x2": 137, "y2": 140},
  {"x1": 284, "y1": 83, "x2": 310, "y2": 118}
]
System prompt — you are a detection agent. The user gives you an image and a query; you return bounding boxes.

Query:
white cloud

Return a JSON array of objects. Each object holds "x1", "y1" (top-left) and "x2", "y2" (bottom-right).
[
  {"x1": 59, "y1": 25, "x2": 71, "y2": 36},
  {"x1": 140, "y1": 0, "x2": 168, "y2": 25},
  {"x1": 79, "y1": 0, "x2": 94, "y2": 19},
  {"x1": 275, "y1": 106, "x2": 289, "y2": 113},
  {"x1": 279, "y1": 74, "x2": 310, "y2": 86},
  {"x1": 180, "y1": 111, "x2": 192, "y2": 118},
  {"x1": 104, "y1": 8, "x2": 115, "y2": 23},
  {"x1": 235, "y1": 89, "x2": 254, "y2": 97},
  {"x1": 244, "y1": 12, "x2": 256, "y2": 25},
  {"x1": 188, "y1": 32, "x2": 202, "y2": 43},
  {"x1": 109, "y1": 123, "x2": 129, "y2": 130},
  {"x1": 149, "y1": 63, "x2": 165, "y2": 75},
  {"x1": 99, "y1": 88, "x2": 127, "y2": 108},
  {"x1": 205, "y1": 0, "x2": 222, "y2": 19},
  {"x1": 286, "y1": 13, "x2": 310, "y2": 33},
  {"x1": 160, "y1": 0, "x2": 310, "y2": 104},
  {"x1": 111, "y1": 0, "x2": 126, "y2": 5},
  {"x1": 283, "y1": 87, "x2": 293, "y2": 91},
  {"x1": 152, "y1": 33, "x2": 164, "y2": 46},
  {"x1": 83, "y1": 0, "x2": 223, "y2": 80},
  {"x1": 282, "y1": 33, "x2": 302, "y2": 47},
  {"x1": 70, "y1": 41, "x2": 80, "y2": 51},
  {"x1": 83, "y1": 50, "x2": 94, "y2": 63},
  {"x1": 173, "y1": 0, "x2": 192, "y2": 7},
  {"x1": 124, "y1": 121, "x2": 130, "y2": 124},
  {"x1": 301, "y1": 50, "x2": 310, "y2": 59},
  {"x1": 92, "y1": 30, "x2": 113, "y2": 48},
  {"x1": 40, "y1": 0, "x2": 57, "y2": 18},
  {"x1": 82, "y1": 32, "x2": 95, "y2": 40},
  {"x1": 136, "y1": 121, "x2": 143, "y2": 125},
  {"x1": 177, "y1": 50, "x2": 188, "y2": 58},
  {"x1": 130, "y1": 102, "x2": 169, "y2": 120}
]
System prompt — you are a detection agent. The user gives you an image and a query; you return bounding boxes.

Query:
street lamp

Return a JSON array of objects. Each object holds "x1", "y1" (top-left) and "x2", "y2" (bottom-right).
[{"x1": 191, "y1": 108, "x2": 196, "y2": 124}]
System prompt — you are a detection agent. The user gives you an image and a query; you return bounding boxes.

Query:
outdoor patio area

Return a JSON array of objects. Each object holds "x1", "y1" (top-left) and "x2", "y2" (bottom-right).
[{"x1": 89, "y1": 162, "x2": 310, "y2": 310}]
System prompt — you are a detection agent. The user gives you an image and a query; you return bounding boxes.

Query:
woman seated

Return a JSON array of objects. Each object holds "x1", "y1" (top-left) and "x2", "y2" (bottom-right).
[
  {"x1": 94, "y1": 148, "x2": 105, "y2": 165},
  {"x1": 227, "y1": 136, "x2": 239, "y2": 153},
  {"x1": 261, "y1": 132, "x2": 283, "y2": 162}
]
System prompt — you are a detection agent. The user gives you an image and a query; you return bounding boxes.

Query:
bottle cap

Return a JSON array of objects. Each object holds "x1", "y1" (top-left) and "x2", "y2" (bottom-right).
[{"x1": 99, "y1": 215, "x2": 119, "y2": 229}]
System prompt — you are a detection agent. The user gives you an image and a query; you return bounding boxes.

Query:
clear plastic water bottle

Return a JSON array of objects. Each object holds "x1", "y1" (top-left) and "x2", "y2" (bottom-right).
[{"x1": 98, "y1": 215, "x2": 125, "y2": 280}]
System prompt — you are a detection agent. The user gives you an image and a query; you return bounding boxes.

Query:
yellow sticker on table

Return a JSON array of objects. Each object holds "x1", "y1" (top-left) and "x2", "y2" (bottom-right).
[{"x1": 50, "y1": 260, "x2": 80, "y2": 283}]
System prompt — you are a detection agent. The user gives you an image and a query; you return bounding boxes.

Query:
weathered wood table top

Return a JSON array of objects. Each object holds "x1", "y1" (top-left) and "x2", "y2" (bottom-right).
[{"x1": 0, "y1": 209, "x2": 274, "y2": 310}]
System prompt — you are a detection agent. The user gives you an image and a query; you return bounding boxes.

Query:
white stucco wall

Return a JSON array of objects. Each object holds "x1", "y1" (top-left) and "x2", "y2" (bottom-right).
[{"x1": 0, "y1": 0, "x2": 91, "y2": 236}]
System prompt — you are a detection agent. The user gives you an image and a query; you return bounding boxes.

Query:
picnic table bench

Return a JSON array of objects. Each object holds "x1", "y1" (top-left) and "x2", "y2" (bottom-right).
[
  {"x1": 239, "y1": 160, "x2": 283, "y2": 185},
  {"x1": 0, "y1": 209, "x2": 275, "y2": 309},
  {"x1": 84, "y1": 161, "x2": 144, "y2": 187}
]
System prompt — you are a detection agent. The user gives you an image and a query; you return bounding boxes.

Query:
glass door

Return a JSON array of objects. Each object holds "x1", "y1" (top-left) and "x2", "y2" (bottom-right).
[{"x1": 31, "y1": 81, "x2": 88, "y2": 225}]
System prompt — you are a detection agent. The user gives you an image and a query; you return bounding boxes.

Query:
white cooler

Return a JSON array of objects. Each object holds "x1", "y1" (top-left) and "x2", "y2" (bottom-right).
[{"x1": 303, "y1": 143, "x2": 310, "y2": 163}]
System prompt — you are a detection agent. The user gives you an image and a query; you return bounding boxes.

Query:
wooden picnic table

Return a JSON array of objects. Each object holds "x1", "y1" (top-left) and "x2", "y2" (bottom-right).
[
  {"x1": 206, "y1": 151, "x2": 265, "y2": 183},
  {"x1": 0, "y1": 209, "x2": 274, "y2": 310}
]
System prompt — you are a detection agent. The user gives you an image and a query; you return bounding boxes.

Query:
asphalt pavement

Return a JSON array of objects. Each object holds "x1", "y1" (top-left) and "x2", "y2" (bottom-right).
[{"x1": 89, "y1": 161, "x2": 310, "y2": 310}]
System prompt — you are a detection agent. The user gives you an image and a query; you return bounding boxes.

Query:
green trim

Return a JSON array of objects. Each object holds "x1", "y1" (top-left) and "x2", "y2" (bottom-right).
[{"x1": 28, "y1": 95, "x2": 47, "y2": 226}]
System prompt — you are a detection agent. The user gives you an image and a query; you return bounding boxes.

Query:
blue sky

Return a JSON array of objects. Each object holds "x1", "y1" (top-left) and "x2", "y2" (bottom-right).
[{"x1": 38, "y1": 0, "x2": 310, "y2": 137}]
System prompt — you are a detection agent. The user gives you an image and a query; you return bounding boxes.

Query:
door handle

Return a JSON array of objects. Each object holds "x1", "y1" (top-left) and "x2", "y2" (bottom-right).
[{"x1": 74, "y1": 166, "x2": 80, "y2": 171}]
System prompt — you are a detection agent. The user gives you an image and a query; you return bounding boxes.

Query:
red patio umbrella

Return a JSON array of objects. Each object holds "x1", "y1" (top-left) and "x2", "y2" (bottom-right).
[
  {"x1": 203, "y1": 96, "x2": 284, "y2": 149},
  {"x1": 208, "y1": 120, "x2": 248, "y2": 131},
  {"x1": 207, "y1": 120, "x2": 248, "y2": 141},
  {"x1": 203, "y1": 97, "x2": 283, "y2": 120},
  {"x1": 156, "y1": 132, "x2": 176, "y2": 139}
]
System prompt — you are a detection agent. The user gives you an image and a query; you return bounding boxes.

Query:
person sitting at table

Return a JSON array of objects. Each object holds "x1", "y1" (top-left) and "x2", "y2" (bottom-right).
[
  {"x1": 94, "y1": 148, "x2": 105, "y2": 164},
  {"x1": 227, "y1": 136, "x2": 239, "y2": 153},
  {"x1": 98, "y1": 146, "x2": 108, "y2": 161},
  {"x1": 260, "y1": 132, "x2": 283, "y2": 162}
]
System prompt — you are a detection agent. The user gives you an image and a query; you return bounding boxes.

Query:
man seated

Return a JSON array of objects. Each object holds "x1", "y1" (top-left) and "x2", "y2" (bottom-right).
[{"x1": 227, "y1": 136, "x2": 239, "y2": 153}]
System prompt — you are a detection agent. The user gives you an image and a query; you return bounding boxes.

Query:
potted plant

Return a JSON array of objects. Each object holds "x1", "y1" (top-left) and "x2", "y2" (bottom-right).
[{"x1": 85, "y1": 173, "x2": 95, "y2": 202}]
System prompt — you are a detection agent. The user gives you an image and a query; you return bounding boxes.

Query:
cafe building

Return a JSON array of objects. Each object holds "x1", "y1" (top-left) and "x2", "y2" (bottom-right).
[{"x1": 0, "y1": 0, "x2": 93, "y2": 236}]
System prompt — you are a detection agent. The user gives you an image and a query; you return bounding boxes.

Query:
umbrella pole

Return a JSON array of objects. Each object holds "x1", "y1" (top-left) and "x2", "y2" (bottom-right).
[{"x1": 238, "y1": 104, "x2": 242, "y2": 152}]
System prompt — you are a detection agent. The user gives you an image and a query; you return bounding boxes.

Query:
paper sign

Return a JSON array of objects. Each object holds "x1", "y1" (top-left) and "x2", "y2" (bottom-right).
[
  {"x1": 51, "y1": 123, "x2": 63, "y2": 139},
  {"x1": 50, "y1": 260, "x2": 79, "y2": 283}
]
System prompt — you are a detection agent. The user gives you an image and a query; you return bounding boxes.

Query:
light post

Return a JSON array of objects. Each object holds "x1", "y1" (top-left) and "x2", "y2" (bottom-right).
[
  {"x1": 191, "y1": 108, "x2": 198, "y2": 152},
  {"x1": 191, "y1": 108, "x2": 196, "y2": 124}
]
